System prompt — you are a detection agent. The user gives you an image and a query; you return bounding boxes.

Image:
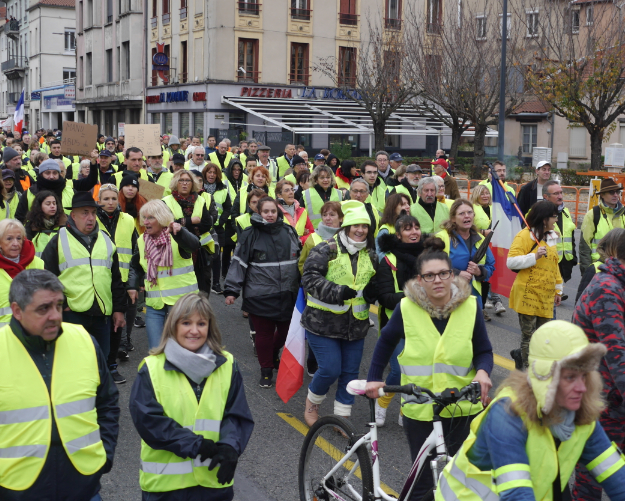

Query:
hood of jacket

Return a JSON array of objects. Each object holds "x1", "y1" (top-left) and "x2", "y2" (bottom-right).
[
  {"x1": 250, "y1": 211, "x2": 285, "y2": 233},
  {"x1": 326, "y1": 153, "x2": 340, "y2": 169},
  {"x1": 600, "y1": 257, "x2": 625, "y2": 285},
  {"x1": 403, "y1": 275, "x2": 471, "y2": 319}
]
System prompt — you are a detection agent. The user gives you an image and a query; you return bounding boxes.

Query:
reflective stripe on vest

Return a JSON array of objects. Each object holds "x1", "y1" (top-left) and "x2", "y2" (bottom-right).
[
  {"x1": 437, "y1": 459, "x2": 500, "y2": 501},
  {"x1": 139, "y1": 352, "x2": 234, "y2": 491},
  {"x1": 587, "y1": 442, "x2": 625, "y2": 482},
  {"x1": 58, "y1": 228, "x2": 113, "y2": 271},
  {"x1": 493, "y1": 463, "x2": 533, "y2": 493},
  {"x1": 554, "y1": 208, "x2": 576, "y2": 263}
]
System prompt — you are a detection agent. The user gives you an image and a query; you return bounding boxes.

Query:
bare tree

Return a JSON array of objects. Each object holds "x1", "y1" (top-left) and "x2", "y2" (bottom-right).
[
  {"x1": 514, "y1": 0, "x2": 625, "y2": 170},
  {"x1": 314, "y1": 17, "x2": 420, "y2": 152}
]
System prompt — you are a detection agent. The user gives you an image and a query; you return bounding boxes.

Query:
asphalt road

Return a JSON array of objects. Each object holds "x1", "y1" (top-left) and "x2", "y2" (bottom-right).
[{"x1": 100, "y1": 231, "x2": 586, "y2": 501}]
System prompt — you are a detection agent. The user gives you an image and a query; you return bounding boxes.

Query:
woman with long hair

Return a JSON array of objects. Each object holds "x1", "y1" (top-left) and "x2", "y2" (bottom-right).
[
  {"x1": 129, "y1": 293, "x2": 254, "y2": 501},
  {"x1": 230, "y1": 165, "x2": 275, "y2": 221},
  {"x1": 24, "y1": 190, "x2": 66, "y2": 257},
  {"x1": 301, "y1": 201, "x2": 377, "y2": 425},
  {"x1": 224, "y1": 197, "x2": 300, "y2": 388},
  {"x1": 366, "y1": 237, "x2": 493, "y2": 500},
  {"x1": 302, "y1": 165, "x2": 343, "y2": 230},
  {"x1": 275, "y1": 179, "x2": 314, "y2": 245},
  {"x1": 375, "y1": 191, "x2": 412, "y2": 261},
  {"x1": 118, "y1": 174, "x2": 148, "y2": 234},
  {"x1": 507, "y1": 200, "x2": 562, "y2": 369},
  {"x1": 334, "y1": 159, "x2": 359, "y2": 192}
]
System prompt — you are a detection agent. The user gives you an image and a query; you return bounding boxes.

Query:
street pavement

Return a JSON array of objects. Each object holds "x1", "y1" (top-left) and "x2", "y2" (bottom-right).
[{"x1": 100, "y1": 231, "x2": 586, "y2": 500}]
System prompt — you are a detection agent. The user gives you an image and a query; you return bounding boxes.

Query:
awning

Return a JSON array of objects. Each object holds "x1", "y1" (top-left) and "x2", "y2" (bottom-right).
[{"x1": 221, "y1": 95, "x2": 497, "y2": 137}]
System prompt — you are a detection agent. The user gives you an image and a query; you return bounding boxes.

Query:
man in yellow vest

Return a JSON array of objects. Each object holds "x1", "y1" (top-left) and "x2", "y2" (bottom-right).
[
  {"x1": 41, "y1": 192, "x2": 127, "y2": 362},
  {"x1": 208, "y1": 141, "x2": 233, "y2": 171},
  {"x1": 361, "y1": 160, "x2": 387, "y2": 214},
  {"x1": 277, "y1": 144, "x2": 296, "y2": 178},
  {"x1": 48, "y1": 139, "x2": 72, "y2": 170},
  {"x1": 409, "y1": 177, "x2": 450, "y2": 234},
  {"x1": 256, "y1": 145, "x2": 278, "y2": 186},
  {"x1": 147, "y1": 152, "x2": 173, "y2": 196},
  {"x1": 348, "y1": 178, "x2": 380, "y2": 235},
  {"x1": 0, "y1": 268, "x2": 119, "y2": 500},
  {"x1": 111, "y1": 147, "x2": 154, "y2": 187},
  {"x1": 479, "y1": 160, "x2": 516, "y2": 196}
]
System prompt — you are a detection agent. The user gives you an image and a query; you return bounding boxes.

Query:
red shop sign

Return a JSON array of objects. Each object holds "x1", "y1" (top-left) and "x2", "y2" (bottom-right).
[{"x1": 240, "y1": 87, "x2": 293, "y2": 98}]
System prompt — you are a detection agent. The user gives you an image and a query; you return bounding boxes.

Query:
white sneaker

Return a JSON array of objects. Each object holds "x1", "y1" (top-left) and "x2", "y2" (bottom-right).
[
  {"x1": 494, "y1": 302, "x2": 506, "y2": 315},
  {"x1": 485, "y1": 299, "x2": 494, "y2": 309},
  {"x1": 398, "y1": 412, "x2": 403, "y2": 427},
  {"x1": 374, "y1": 401, "x2": 387, "y2": 427},
  {"x1": 369, "y1": 317, "x2": 375, "y2": 327}
]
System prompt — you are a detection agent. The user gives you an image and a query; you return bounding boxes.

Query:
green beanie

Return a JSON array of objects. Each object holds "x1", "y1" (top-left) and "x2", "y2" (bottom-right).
[{"x1": 340, "y1": 200, "x2": 370, "y2": 227}]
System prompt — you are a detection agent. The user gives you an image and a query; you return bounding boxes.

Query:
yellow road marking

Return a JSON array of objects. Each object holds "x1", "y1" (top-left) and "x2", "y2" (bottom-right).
[
  {"x1": 277, "y1": 412, "x2": 399, "y2": 498},
  {"x1": 370, "y1": 305, "x2": 515, "y2": 372}
]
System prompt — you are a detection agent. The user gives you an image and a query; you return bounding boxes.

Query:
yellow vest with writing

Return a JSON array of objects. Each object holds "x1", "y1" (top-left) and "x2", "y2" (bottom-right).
[
  {"x1": 0, "y1": 323, "x2": 106, "y2": 490},
  {"x1": 0, "y1": 257, "x2": 44, "y2": 327},
  {"x1": 139, "y1": 351, "x2": 234, "y2": 492}
]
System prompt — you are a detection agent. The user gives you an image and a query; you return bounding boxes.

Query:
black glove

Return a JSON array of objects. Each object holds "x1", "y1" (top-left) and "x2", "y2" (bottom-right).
[
  {"x1": 208, "y1": 443, "x2": 239, "y2": 485},
  {"x1": 101, "y1": 458, "x2": 113, "y2": 474},
  {"x1": 198, "y1": 438, "x2": 219, "y2": 462},
  {"x1": 341, "y1": 286, "x2": 358, "y2": 302}
]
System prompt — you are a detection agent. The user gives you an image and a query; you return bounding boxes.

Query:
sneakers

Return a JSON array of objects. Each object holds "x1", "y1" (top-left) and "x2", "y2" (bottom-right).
[
  {"x1": 304, "y1": 397, "x2": 320, "y2": 427},
  {"x1": 561, "y1": 294, "x2": 569, "y2": 301},
  {"x1": 483, "y1": 310, "x2": 491, "y2": 322},
  {"x1": 125, "y1": 340, "x2": 135, "y2": 352},
  {"x1": 259, "y1": 368, "x2": 273, "y2": 388},
  {"x1": 134, "y1": 316, "x2": 146, "y2": 328},
  {"x1": 118, "y1": 348, "x2": 130, "y2": 362},
  {"x1": 510, "y1": 349, "x2": 523, "y2": 371},
  {"x1": 250, "y1": 331, "x2": 257, "y2": 357},
  {"x1": 211, "y1": 283, "x2": 223, "y2": 295},
  {"x1": 369, "y1": 317, "x2": 375, "y2": 327},
  {"x1": 494, "y1": 302, "x2": 506, "y2": 315},
  {"x1": 485, "y1": 299, "x2": 494, "y2": 309},
  {"x1": 306, "y1": 359, "x2": 318, "y2": 377},
  {"x1": 374, "y1": 401, "x2": 387, "y2": 427},
  {"x1": 110, "y1": 365, "x2": 126, "y2": 384}
]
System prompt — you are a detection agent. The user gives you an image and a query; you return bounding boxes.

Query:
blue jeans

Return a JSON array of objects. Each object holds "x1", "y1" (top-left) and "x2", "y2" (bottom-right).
[
  {"x1": 90, "y1": 494, "x2": 102, "y2": 501},
  {"x1": 386, "y1": 338, "x2": 405, "y2": 386},
  {"x1": 63, "y1": 311, "x2": 111, "y2": 361},
  {"x1": 145, "y1": 305, "x2": 170, "y2": 349},
  {"x1": 307, "y1": 332, "x2": 365, "y2": 406}
]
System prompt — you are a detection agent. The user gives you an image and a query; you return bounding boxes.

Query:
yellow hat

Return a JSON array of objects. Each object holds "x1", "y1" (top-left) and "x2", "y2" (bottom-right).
[{"x1": 340, "y1": 200, "x2": 370, "y2": 227}]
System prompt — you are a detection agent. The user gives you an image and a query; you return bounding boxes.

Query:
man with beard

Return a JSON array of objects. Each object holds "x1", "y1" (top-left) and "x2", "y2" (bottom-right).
[
  {"x1": 409, "y1": 176, "x2": 450, "y2": 234},
  {"x1": 14, "y1": 152, "x2": 100, "y2": 223},
  {"x1": 392, "y1": 164, "x2": 421, "y2": 203},
  {"x1": 2, "y1": 146, "x2": 34, "y2": 193}
]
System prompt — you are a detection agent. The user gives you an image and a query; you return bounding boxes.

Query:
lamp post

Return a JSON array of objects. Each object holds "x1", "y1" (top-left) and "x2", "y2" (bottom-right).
[{"x1": 497, "y1": 0, "x2": 508, "y2": 161}]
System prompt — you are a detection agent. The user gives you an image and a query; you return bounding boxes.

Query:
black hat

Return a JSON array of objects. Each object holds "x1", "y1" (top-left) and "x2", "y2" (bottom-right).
[
  {"x1": 172, "y1": 153, "x2": 186, "y2": 165},
  {"x1": 65, "y1": 191, "x2": 102, "y2": 210},
  {"x1": 119, "y1": 173, "x2": 140, "y2": 191},
  {"x1": 105, "y1": 136, "x2": 115, "y2": 144},
  {"x1": 292, "y1": 155, "x2": 306, "y2": 166},
  {"x1": 45, "y1": 131, "x2": 55, "y2": 137}
]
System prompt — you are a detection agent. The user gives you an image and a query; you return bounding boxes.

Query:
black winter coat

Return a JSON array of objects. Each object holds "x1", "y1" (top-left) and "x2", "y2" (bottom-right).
[
  {"x1": 0, "y1": 319, "x2": 119, "y2": 501},
  {"x1": 516, "y1": 178, "x2": 538, "y2": 217}
]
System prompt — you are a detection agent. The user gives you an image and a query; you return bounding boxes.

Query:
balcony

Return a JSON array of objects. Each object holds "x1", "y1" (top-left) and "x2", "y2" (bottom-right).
[
  {"x1": 384, "y1": 17, "x2": 401, "y2": 30},
  {"x1": 290, "y1": 7, "x2": 311, "y2": 21},
  {"x1": 5, "y1": 18, "x2": 19, "y2": 39},
  {"x1": 289, "y1": 71, "x2": 310, "y2": 85},
  {"x1": 238, "y1": 1, "x2": 261, "y2": 16},
  {"x1": 150, "y1": 16, "x2": 157, "y2": 28},
  {"x1": 1, "y1": 57, "x2": 27, "y2": 79},
  {"x1": 338, "y1": 12, "x2": 358, "y2": 25},
  {"x1": 427, "y1": 22, "x2": 442, "y2": 34},
  {"x1": 237, "y1": 70, "x2": 260, "y2": 83},
  {"x1": 162, "y1": 12, "x2": 170, "y2": 24},
  {"x1": 180, "y1": 6, "x2": 187, "y2": 19}
]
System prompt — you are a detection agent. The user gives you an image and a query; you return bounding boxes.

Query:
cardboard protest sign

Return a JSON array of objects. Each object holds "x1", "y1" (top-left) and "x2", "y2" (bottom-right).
[
  {"x1": 125, "y1": 124, "x2": 161, "y2": 156},
  {"x1": 61, "y1": 121, "x2": 98, "y2": 156},
  {"x1": 139, "y1": 178, "x2": 165, "y2": 201}
]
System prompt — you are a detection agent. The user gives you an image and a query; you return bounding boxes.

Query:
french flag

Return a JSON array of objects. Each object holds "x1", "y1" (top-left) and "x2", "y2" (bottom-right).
[
  {"x1": 489, "y1": 170, "x2": 523, "y2": 297},
  {"x1": 13, "y1": 89, "x2": 24, "y2": 134},
  {"x1": 276, "y1": 288, "x2": 306, "y2": 403}
]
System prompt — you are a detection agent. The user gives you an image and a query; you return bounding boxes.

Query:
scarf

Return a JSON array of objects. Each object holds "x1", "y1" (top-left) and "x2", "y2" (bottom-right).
[
  {"x1": 43, "y1": 218, "x2": 56, "y2": 230},
  {"x1": 278, "y1": 198, "x2": 296, "y2": 218},
  {"x1": 0, "y1": 239, "x2": 36, "y2": 278},
  {"x1": 171, "y1": 191, "x2": 198, "y2": 217},
  {"x1": 36, "y1": 176, "x2": 66, "y2": 197},
  {"x1": 315, "y1": 223, "x2": 340, "y2": 241},
  {"x1": 339, "y1": 230, "x2": 367, "y2": 255},
  {"x1": 550, "y1": 408, "x2": 576, "y2": 442},
  {"x1": 143, "y1": 228, "x2": 173, "y2": 286},
  {"x1": 164, "y1": 338, "x2": 217, "y2": 385},
  {"x1": 203, "y1": 182, "x2": 217, "y2": 195}
]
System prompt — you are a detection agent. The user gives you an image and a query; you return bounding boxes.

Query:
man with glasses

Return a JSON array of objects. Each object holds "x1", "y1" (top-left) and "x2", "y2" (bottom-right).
[
  {"x1": 147, "y1": 153, "x2": 173, "y2": 196},
  {"x1": 208, "y1": 141, "x2": 233, "y2": 171},
  {"x1": 348, "y1": 177, "x2": 380, "y2": 235},
  {"x1": 479, "y1": 160, "x2": 516, "y2": 195},
  {"x1": 580, "y1": 178, "x2": 625, "y2": 273},
  {"x1": 186, "y1": 146, "x2": 207, "y2": 170},
  {"x1": 517, "y1": 160, "x2": 553, "y2": 216}
]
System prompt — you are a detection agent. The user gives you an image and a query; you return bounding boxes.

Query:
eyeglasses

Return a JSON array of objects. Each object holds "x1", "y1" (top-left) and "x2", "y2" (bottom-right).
[
  {"x1": 605, "y1": 190, "x2": 622, "y2": 196},
  {"x1": 420, "y1": 270, "x2": 452, "y2": 282},
  {"x1": 179, "y1": 179, "x2": 192, "y2": 184},
  {"x1": 195, "y1": 154, "x2": 205, "y2": 157},
  {"x1": 351, "y1": 189, "x2": 368, "y2": 195}
]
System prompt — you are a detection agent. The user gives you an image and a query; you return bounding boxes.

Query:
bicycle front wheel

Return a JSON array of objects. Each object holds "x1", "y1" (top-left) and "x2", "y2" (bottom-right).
[{"x1": 299, "y1": 415, "x2": 374, "y2": 501}]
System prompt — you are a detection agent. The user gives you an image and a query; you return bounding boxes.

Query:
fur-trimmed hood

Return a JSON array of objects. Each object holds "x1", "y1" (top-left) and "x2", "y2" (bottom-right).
[
  {"x1": 378, "y1": 230, "x2": 399, "y2": 254},
  {"x1": 403, "y1": 275, "x2": 472, "y2": 319}
]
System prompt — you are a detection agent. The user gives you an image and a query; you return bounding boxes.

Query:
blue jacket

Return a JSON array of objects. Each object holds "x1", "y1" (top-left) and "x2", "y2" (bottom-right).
[
  {"x1": 447, "y1": 231, "x2": 495, "y2": 305},
  {"x1": 467, "y1": 399, "x2": 625, "y2": 501},
  {"x1": 129, "y1": 352, "x2": 254, "y2": 501}
]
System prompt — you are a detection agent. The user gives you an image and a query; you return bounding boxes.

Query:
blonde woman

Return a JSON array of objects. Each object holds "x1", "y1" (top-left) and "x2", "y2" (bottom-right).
[{"x1": 129, "y1": 293, "x2": 254, "y2": 501}]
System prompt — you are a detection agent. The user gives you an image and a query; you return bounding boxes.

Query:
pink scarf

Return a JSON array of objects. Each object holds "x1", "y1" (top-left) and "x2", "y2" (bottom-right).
[{"x1": 144, "y1": 228, "x2": 173, "y2": 286}]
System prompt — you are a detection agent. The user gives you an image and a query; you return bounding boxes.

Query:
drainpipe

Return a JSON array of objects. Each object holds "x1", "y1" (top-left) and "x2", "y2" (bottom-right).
[{"x1": 143, "y1": 0, "x2": 147, "y2": 124}]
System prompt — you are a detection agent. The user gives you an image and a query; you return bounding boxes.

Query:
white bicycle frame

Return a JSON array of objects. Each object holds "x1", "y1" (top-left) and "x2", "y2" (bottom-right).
[{"x1": 320, "y1": 419, "x2": 448, "y2": 501}]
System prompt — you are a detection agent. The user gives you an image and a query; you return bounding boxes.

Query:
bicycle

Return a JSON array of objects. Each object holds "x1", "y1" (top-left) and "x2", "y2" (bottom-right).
[{"x1": 298, "y1": 380, "x2": 481, "y2": 501}]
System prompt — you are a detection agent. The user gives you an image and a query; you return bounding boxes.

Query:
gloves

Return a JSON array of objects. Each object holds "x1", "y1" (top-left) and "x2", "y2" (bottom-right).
[
  {"x1": 208, "y1": 443, "x2": 239, "y2": 485},
  {"x1": 198, "y1": 438, "x2": 219, "y2": 462},
  {"x1": 341, "y1": 287, "x2": 358, "y2": 302},
  {"x1": 101, "y1": 458, "x2": 113, "y2": 474}
]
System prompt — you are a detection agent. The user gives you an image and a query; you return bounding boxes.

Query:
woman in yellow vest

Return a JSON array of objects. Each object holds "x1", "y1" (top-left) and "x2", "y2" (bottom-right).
[
  {"x1": 507, "y1": 200, "x2": 563, "y2": 369},
  {"x1": 375, "y1": 191, "x2": 412, "y2": 261},
  {"x1": 276, "y1": 179, "x2": 314, "y2": 245},
  {"x1": 365, "y1": 237, "x2": 493, "y2": 500},
  {"x1": 24, "y1": 190, "x2": 67, "y2": 257},
  {"x1": 436, "y1": 199, "x2": 495, "y2": 312},
  {"x1": 97, "y1": 183, "x2": 138, "y2": 383},
  {"x1": 301, "y1": 201, "x2": 377, "y2": 425},
  {"x1": 0, "y1": 219, "x2": 44, "y2": 327},
  {"x1": 1, "y1": 169, "x2": 21, "y2": 220},
  {"x1": 230, "y1": 165, "x2": 274, "y2": 222},
  {"x1": 298, "y1": 201, "x2": 343, "y2": 275},
  {"x1": 334, "y1": 159, "x2": 359, "y2": 193},
  {"x1": 128, "y1": 199, "x2": 201, "y2": 349},
  {"x1": 302, "y1": 165, "x2": 343, "y2": 230},
  {"x1": 118, "y1": 174, "x2": 148, "y2": 235},
  {"x1": 435, "y1": 321, "x2": 625, "y2": 501},
  {"x1": 129, "y1": 292, "x2": 254, "y2": 501}
]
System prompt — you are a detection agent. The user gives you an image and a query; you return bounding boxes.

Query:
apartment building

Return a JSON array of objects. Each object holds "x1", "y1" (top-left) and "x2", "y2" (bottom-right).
[{"x1": 74, "y1": 0, "x2": 144, "y2": 135}]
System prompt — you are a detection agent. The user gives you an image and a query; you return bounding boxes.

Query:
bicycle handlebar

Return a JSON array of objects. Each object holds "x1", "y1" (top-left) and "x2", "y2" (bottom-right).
[{"x1": 381, "y1": 382, "x2": 481, "y2": 406}]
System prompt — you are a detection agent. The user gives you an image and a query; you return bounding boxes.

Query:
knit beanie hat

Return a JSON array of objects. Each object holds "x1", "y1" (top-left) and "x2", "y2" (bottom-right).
[
  {"x1": 2, "y1": 147, "x2": 20, "y2": 164},
  {"x1": 39, "y1": 159, "x2": 62, "y2": 174},
  {"x1": 340, "y1": 200, "x2": 370, "y2": 227},
  {"x1": 119, "y1": 174, "x2": 140, "y2": 191}
]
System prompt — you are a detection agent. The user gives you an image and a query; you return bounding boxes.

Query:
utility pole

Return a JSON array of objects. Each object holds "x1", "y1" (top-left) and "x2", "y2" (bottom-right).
[{"x1": 497, "y1": 0, "x2": 508, "y2": 161}]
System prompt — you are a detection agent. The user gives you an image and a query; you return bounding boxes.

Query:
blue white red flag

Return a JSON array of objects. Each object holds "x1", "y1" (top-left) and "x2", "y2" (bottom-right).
[
  {"x1": 276, "y1": 288, "x2": 306, "y2": 403},
  {"x1": 13, "y1": 89, "x2": 24, "y2": 134},
  {"x1": 490, "y1": 169, "x2": 523, "y2": 297}
]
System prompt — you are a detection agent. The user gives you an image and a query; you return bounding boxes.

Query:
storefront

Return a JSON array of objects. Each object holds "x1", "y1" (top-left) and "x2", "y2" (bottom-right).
[{"x1": 30, "y1": 84, "x2": 76, "y2": 130}]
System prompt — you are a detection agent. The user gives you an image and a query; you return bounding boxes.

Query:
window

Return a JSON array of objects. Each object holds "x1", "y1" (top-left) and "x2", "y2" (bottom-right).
[
  {"x1": 427, "y1": 0, "x2": 442, "y2": 33},
  {"x1": 499, "y1": 13, "x2": 511, "y2": 39},
  {"x1": 180, "y1": 0, "x2": 187, "y2": 19},
  {"x1": 122, "y1": 41, "x2": 130, "y2": 80},
  {"x1": 86, "y1": 0, "x2": 93, "y2": 27},
  {"x1": 152, "y1": 0, "x2": 157, "y2": 17},
  {"x1": 571, "y1": 9, "x2": 580, "y2": 33},
  {"x1": 290, "y1": 42, "x2": 309, "y2": 84},
  {"x1": 152, "y1": 113, "x2": 161, "y2": 126},
  {"x1": 106, "y1": 49, "x2": 113, "y2": 82},
  {"x1": 107, "y1": 0, "x2": 113, "y2": 23},
  {"x1": 86, "y1": 52, "x2": 92, "y2": 84},
  {"x1": 238, "y1": 0, "x2": 260, "y2": 15},
  {"x1": 180, "y1": 40, "x2": 187, "y2": 83},
  {"x1": 586, "y1": 5, "x2": 593, "y2": 25},
  {"x1": 476, "y1": 15, "x2": 486, "y2": 39},
  {"x1": 291, "y1": 0, "x2": 310, "y2": 20},
  {"x1": 339, "y1": 0, "x2": 357, "y2": 25},
  {"x1": 63, "y1": 68, "x2": 76, "y2": 82},
  {"x1": 385, "y1": 0, "x2": 401, "y2": 29},
  {"x1": 425, "y1": 54, "x2": 442, "y2": 84},
  {"x1": 569, "y1": 126, "x2": 587, "y2": 157},
  {"x1": 526, "y1": 10, "x2": 538, "y2": 37},
  {"x1": 162, "y1": 0, "x2": 170, "y2": 23},
  {"x1": 522, "y1": 124, "x2": 537, "y2": 154},
  {"x1": 164, "y1": 113, "x2": 173, "y2": 134},
  {"x1": 338, "y1": 46, "x2": 357, "y2": 87},
  {"x1": 78, "y1": 2, "x2": 83, "y2": 30},
  {"x1": 384, "y1": 50, "x2": 401, "y2": 85},
  {"x1": 193, "y1": 112, "x2": 204, "y2": 141},
  {"x1": 237, "y1": 38, "x2": 259, "y2": 82},
  {"x1": 179, "y1": 113, "x2": 190, "y2": 138}
]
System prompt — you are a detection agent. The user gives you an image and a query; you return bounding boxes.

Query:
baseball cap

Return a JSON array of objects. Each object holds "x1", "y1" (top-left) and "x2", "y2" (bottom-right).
[
  {"x1": 99, "y1": 150, "x2": 113, "y2": 157},
  {"x1": 2, "y1": 169, "x2": 15, "y2": 180},
  {"x1": 172, "y1": 153, "x2": 186, "y2": 164},
  {"x1": 389, "y1": 152, "x2": 403, "y2": 162},
  {"x1": 314, "y1": 153, "x2": 325, "y2": 161},
  {"x1": 536, "y1": 160, "x2": 551, "y2": 169}
]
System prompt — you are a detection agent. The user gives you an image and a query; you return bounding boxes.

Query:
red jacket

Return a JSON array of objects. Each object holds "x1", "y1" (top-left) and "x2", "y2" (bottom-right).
[{"x1": 278, "y1": 200, "x2": 314, "y2": 244}]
